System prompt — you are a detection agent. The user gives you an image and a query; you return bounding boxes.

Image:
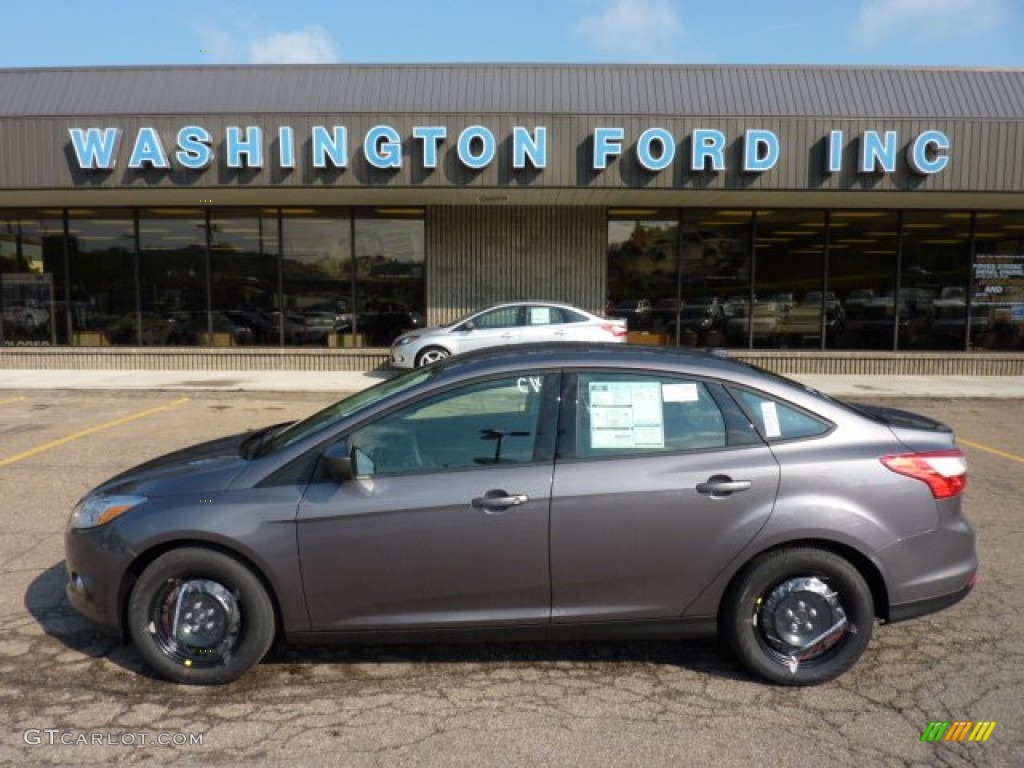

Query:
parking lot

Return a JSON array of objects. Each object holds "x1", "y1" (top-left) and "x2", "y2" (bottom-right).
[{"x1": 0, "y1": 389, "x2": 1021, "y2": 767}]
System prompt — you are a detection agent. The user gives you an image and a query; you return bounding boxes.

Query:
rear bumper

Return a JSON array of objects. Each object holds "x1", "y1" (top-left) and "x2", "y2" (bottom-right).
[{"x1": 888, "y1": 574, "x2": 977, "y2": 623}]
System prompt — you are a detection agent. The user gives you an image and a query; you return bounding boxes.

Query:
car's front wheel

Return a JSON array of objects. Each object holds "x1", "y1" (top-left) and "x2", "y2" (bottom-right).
[
  {"x1": 415, "y1": 346, "x2": 450, "y2": 367},
  {"x1": 721, "y1": 547, "x2": 874, "y2": 685},
  {"x1": 128, "y1": 548, "x2": 275, "y2": 685}
]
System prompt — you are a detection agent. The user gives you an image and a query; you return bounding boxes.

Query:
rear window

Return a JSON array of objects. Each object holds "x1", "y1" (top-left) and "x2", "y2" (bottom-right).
[{"x1": 730, "y1": 388, "x2": 831, "y2": 441}]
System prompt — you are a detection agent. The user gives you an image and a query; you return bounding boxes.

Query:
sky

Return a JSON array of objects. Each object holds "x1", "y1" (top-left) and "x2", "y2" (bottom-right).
[{"x1": 1, "y1": 0, "x2": 1021, "y2": 68}]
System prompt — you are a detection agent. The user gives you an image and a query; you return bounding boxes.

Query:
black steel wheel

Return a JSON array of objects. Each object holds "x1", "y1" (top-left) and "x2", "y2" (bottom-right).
[
  {"x1": 721, "y1": 548, "x2": 874, "y2": 685},
  {"x1": 128, "y1": 548, "x2": 275, "y2": 685}
]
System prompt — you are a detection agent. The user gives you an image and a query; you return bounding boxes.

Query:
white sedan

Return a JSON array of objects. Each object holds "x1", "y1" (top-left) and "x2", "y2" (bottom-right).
[{"x1": 390, "y1": 301, "x2": 627, "y2": 368}]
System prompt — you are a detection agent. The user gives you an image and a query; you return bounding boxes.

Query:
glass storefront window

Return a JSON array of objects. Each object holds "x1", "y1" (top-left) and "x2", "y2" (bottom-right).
[
  {"x1": 281, "y1": 210, "x2": 353, "y2": 347},
  {"x1": 139, "y1": 209, "x2": 208, "y2": 347},
  {"x1": 67, "y1": 210, "x2": 137, "y2": 346},
  {"x1": 829, "y1": 211, "x2": 900, "y2": 349},
  {"x1": 900, "y1": 212, "x2": 971, "y2": 350},
  {"x1": 754, "y1": 210, "x2": 828, "y2": 348},
  {"x1": 0, "y1": 211, "x2": 66, "y2": 346},
  {"x1": 210, "y1": 212, "x2": 280, "y2": 346},
  {"x1": 607, "y1": 212, "x2": 679, "y2": 338},
  {"x1": 972, "y1": 212, "x2": 1024, "y2": 350},
  {"x1": 354, "y1": 214, "x2": 426, "y2": 346},
  {"x1": 682, "y1": 210, "x2": 750, "y2": 348}
]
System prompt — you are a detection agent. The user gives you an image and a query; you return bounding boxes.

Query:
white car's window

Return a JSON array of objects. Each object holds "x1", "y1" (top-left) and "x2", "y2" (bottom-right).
[{"x1": 469, "y1": 307, "x2": 521, "y2": 329}]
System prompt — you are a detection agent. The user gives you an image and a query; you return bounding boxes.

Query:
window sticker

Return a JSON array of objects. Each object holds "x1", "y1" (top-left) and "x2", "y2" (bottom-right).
[
  {"x1": 530, "y1": 307, "x2": 553, "y2": 325},
  {"x1": 662, "y1": 382, "x2": 700, "y2": 403},
  {"x1": 760, "y1": 401, "x2": 782, "y2": 438},
  {"x1": 589, "y1": 381, "x2": 665, "y2": 449}
]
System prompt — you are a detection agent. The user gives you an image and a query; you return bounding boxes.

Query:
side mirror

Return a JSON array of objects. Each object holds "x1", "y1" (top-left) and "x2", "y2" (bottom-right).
[
  {"x1": 323, "y1": 438, "x2": 356, "y2": 483},
  {"x1": 461, "y1": 320, "x2": 476, "y2": 332}
]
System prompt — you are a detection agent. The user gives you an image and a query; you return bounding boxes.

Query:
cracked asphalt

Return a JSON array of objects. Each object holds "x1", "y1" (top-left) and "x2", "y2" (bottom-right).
[{"x1": 0, "y1": 390, "x2": 1021, "y2": 767}]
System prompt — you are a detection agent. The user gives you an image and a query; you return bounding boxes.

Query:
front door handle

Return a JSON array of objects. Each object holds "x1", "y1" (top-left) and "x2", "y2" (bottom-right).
[
  {"x1": 472, "y1": 490, "x2": 529, "y2": 511},
  {"x1": 696, "y1": 475, "x2": 752, "y2": 497}
]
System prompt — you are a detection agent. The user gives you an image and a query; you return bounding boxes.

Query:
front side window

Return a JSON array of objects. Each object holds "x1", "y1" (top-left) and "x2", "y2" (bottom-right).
[
  {"x1": 573, "y1": 373, "x2": 731, "y2": 457},
  {"x1": 469, "y1": 307, "x2": 521, "y2": 330},
  {"x1": 350, "y1": 373, "x2": 555, "y2": 475}
]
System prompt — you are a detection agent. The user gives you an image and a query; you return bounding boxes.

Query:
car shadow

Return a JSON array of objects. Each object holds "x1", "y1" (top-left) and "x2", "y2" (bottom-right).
[{"x1": 28, "y1": 561, "x2": 752, "y2": 684}]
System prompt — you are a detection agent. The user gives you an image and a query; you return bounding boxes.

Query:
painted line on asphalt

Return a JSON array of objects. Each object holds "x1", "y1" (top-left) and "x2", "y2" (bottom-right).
[
  {"x1": 959, "y1": 438, "x2": 1024, "y2": 465},
  {"x1": 0, "y1": 396, "x2": 27, "y2": 406},
  {"x1": 0, "y1": 397, "x2": 190, "y2": 468}
]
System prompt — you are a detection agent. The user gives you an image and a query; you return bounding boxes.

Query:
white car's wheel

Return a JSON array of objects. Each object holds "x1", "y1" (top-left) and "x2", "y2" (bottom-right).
[{"x1": 415, "y1": 346, "x2": 450, "y2": 367}]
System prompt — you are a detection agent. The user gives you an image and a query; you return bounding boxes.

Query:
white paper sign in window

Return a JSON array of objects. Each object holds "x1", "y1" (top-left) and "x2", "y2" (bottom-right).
[
  {"x1": 663, "y1": 382, "x2": 700, "y2": 403},
  {"x1": 760, "y1": 401, "x2": 782, "y2": 438},
  {"x1": 589, "y1": 381, "x2": 665, "y2": 449},
  {"x1": 530, "y1": 307, "x2": 553, "y2": 325}
]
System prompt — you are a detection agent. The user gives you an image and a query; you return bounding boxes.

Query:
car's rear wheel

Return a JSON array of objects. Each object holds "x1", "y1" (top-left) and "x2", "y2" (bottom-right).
[
  {"x1": 721, "y1": 548, "x2": 873, "y2": 685},
  {"x1": 128, "y1": 548, "x2": 275, "y2": 685},
  {"x1": 415, "y1": 346, "x2": 449, "y2": 367}
]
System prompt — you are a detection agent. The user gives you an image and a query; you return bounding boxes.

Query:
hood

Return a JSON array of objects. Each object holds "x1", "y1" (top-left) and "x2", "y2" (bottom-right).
[{"x1": 89, "y1": 429, "x2": 257, "y2": 497}]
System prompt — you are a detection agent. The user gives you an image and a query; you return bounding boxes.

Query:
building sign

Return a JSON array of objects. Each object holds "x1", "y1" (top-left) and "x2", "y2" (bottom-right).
[{"x1": 68, "y1": 125, "x2": 950, "y2": 180}]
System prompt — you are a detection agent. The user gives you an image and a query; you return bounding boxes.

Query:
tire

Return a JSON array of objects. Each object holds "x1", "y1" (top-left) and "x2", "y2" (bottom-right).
[
  {"x1": 128, "y1": 548, "x2": 275, "y2": 685},
  {"x1": 721, "y1": 547, "x2": 874, "y2": 686},
  {"x1": 415, "y1": 346, "x2": 450, "y2": 367}
]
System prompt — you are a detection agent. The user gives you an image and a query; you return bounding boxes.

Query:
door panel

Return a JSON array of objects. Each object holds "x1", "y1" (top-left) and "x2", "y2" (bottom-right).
[
  {"x1": 298, "y1": 465, "x2": 553, "y2": 630},
  {"x1": 550, "y1": 448, "x2": 779, "y2": 621},
  {"x1": 549, "y1": 371, "x2": 780, "y2": 622}
]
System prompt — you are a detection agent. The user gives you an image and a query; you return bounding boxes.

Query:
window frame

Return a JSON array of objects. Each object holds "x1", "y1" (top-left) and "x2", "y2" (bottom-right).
[{"x1": 556, "y1": 369, "x2": 763, "y2": 462}]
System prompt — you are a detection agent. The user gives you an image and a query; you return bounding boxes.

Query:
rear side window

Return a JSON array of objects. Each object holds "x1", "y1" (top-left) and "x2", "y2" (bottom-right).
[
  {"x1": 730, "y1": 388, "x2": 831, "y2": 441},
  {"x1": 572, "y1": 373, "x2": 728, "y2": 457}
]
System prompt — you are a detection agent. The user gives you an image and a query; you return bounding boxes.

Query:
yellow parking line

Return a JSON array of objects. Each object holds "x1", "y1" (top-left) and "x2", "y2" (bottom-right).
[
  {"x1": 0, "y1": 397, "x2": 190, "y2": 468},
  {"x1": 959, "y1": 438, "x2": 1024, "y2": 465},
  {"x1": 0, "y1": 396, "x2": 27, "y2": 406}
]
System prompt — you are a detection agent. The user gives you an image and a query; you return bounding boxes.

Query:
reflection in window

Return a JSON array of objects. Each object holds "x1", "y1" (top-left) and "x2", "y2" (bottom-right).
[
  {"x1": 355, "y1": 215, "x2": 425, "y2": 346},
  {"x1": 281, "y1": 211, "x2": 352, "y2": 347},
  {"x1": 210, "y1": 213, "x2": 279, "y2": 346},
  {"x1": 351, "y1": 375, "x2": 547, "y2": 475},
  {"x1": 754, "y1": 210, "x2": 828, "y2": 349},
  {"x1": 139, "y1": 210, "x2": 207, "y2": 347},
  {"x1": 67, "y1": 211, "x2": 137, "y2": 346},
  {"x1": 607, "y1": 214, "x2": 678, "y2": 333},
  {"x1": 901, "y1": 212, "x2": 970, "y2": 350},
  {"x1": 681, "y1": 211, "x2": 750, "y2": 348},
  {"x1": 972, "y1": 212, "x2": 1024, "y2": 350},
  {"x1": 0, "y1": 212, "x2": 65, "y2": 346},
  {"x1": 829, "y1": 211, "x2": 899, "y2": 350}
]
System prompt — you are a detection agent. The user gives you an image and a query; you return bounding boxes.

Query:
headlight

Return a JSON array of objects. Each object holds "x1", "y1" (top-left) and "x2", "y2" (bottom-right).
[
  {"x1": 69, "y1": 494, "x2": 147, "y2": 530},
  {"x1": 393, "y1": 335, "x2": 419, "y2": 347}
]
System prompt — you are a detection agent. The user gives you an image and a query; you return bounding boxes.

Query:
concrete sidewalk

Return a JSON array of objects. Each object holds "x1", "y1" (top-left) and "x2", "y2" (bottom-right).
[{"x1": 0, "y1": 368, "x2": 1023, "y2": 398}]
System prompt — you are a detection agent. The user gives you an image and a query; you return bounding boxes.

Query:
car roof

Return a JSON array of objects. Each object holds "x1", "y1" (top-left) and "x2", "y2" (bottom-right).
[{"x1": 433, "y1": 342, "x2": 747, "y2": 379}]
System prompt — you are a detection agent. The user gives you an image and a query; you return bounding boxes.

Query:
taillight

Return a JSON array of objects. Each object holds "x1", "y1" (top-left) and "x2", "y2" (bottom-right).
[
  {"x1": 880, "y1": 450, "x2": 967, "y2": 499},
  {"x1": 602, "y1": 323, "x2": 628, "y2": 338}
]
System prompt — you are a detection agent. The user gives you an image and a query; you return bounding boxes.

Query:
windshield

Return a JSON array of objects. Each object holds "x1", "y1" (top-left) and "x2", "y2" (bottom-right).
[{"x1": 256, "y1": 367, "x2": 437, "y2": 456}]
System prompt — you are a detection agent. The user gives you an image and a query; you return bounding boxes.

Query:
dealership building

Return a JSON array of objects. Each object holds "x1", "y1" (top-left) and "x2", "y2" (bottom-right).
[{"x1": 1, "y1": 64, "x2": 1023, "y2": 374}]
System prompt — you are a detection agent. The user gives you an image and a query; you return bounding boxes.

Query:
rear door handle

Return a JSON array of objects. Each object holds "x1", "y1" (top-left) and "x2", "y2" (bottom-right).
[
  {"x1": 696, "y1": 476, "x2": 752, "y2": 496},
  {"x1": 472, "y1": 490, "x2": 529, "y2": 511}
]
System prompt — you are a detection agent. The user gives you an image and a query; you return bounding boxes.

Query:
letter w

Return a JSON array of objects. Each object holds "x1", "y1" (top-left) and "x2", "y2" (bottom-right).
[
  {"x1": 920, "y1": 721, "x2": 949, "y2": 742},
  {"x1": 69, "y1": 128, "x2": 122, "y2": 169}
]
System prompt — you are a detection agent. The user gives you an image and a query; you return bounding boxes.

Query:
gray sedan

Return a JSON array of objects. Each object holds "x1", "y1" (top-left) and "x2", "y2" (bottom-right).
[{"x1": 65, "y1": 344, "x2": 976, "y2": 685}]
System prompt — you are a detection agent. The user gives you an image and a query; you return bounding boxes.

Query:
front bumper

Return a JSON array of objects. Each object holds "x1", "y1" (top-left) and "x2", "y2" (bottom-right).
[
  {"x1": 64, "y1": 525, "x2": 136, "y2": 633},
  {"x1": 390, "y1": 348, "x2": 414, "y2": 368}
]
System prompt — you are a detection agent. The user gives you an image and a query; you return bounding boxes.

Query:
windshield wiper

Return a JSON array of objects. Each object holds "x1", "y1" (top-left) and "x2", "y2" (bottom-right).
[{"x1": 240, "y1": 423, "x2": 290, "y2": 460}]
